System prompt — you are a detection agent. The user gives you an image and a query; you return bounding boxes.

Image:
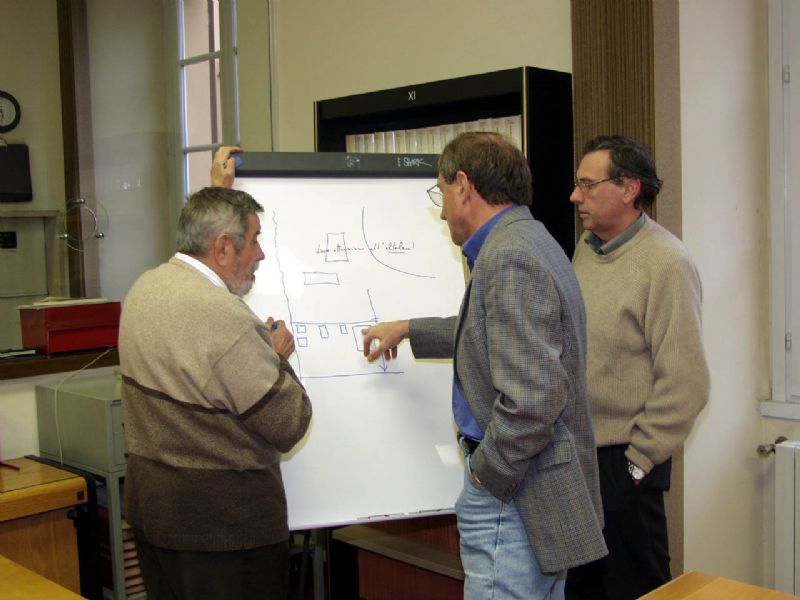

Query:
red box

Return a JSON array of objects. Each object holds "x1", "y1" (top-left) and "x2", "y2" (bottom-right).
[{"x1": 19, "y1": 301, "x2": 121, "y2": 354}]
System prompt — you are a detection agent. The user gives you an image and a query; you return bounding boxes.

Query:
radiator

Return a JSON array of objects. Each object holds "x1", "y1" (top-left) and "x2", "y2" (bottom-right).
[{"x1": 775, "y1": 440, "x2": 800, "y2": 593}]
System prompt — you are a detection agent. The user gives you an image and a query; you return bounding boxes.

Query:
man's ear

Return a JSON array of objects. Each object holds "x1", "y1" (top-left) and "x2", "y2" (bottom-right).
[
  {"x1": 212, "y1": 233, "x2": 234, "y2": 267},
  {"x1": 622, "y1": 178, "x2": 642, "y2": 207},
  {"x1": 454, "y1": 170, "x2": 475, "y2": 205},
  {"x1": 454, "y1": 170, "x2": 470, "y2": 193}
]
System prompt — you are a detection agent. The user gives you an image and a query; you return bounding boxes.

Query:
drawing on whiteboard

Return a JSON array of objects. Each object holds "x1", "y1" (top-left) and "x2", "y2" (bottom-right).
[
  {"x1": 303, "y1": 272, "x2": 340, "y2": 285},
  {"x1": 264, "y1": 206, "x2": 443, "y2": 379},
  {"x1": 323, "y1": 232, "x2": 349, "y2": 263},
  {"x1": 311, "y1": 209, "x2": 434, "y2": 278},
  {"x1": 235, "y1": 172, "x2": 466, "y2": 530},
  {"x1": 361, "y1": 207, "x2": 434, "y2": 279}
]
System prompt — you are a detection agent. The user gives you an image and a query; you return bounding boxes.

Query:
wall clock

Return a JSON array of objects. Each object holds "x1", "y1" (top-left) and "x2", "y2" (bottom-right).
[{"x1": 0, "y1": 90, "x2": 21, "y2": 133}]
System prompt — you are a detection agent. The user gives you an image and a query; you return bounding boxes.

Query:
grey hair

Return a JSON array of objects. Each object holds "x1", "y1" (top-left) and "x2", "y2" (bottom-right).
[{"x1": 176, "y1": 187, "x2": 263, "y2": 255}]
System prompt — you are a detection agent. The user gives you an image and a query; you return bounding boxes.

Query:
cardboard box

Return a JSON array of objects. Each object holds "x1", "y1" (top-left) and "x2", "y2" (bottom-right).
[{"x1": 19, "y1": 300, "x2": 121, "y2": 354}]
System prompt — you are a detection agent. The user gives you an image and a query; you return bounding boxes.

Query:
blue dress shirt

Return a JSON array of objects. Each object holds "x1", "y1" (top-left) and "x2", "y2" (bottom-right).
[{"x1": 452, "y1": 206, "x2": 513, "y2": 441}]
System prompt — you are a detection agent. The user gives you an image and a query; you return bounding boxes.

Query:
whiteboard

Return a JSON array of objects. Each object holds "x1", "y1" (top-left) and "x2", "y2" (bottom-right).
[{"x1": 234, "y1": 158, "x2": 466, "y2": 530}]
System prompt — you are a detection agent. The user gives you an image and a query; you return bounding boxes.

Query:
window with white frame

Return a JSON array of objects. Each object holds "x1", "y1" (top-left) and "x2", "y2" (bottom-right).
[
  {"x1": 764, "y1": 0, "x2": 800, "y2": 416},
  {"x1": 179, "y1": 0, "x2": 239, "y2": 198}
]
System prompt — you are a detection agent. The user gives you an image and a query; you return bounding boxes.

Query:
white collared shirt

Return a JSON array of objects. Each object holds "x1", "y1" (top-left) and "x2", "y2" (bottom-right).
[{"x1": 174, "y1": 252, "x2": 227, "y2": 290}]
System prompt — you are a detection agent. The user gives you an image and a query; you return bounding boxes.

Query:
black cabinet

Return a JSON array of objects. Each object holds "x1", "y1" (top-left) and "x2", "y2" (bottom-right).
[{"x1": 314, "y1": 67, "x2": 576, "y2": 256}]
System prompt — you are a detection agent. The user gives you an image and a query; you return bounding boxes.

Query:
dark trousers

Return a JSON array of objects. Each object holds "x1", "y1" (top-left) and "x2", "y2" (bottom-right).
[
  {"x1": 133, "y1": 529, "x2": 290, "y2": 600},
  {"x1": 565, "y1": 445, "x2": 671, "y2": 600}
]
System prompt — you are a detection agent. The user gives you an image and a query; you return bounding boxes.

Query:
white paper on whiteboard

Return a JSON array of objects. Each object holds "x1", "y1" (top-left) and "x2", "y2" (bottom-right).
[{"x1": 235, "y1": 176, "x2": 466, "y2": 530}]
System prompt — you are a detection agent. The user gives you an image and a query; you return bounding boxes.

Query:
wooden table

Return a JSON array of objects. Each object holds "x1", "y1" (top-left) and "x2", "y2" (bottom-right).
[
  {"x1": 642, "y1": 571, "x2": 798, "y2": 599},
  {"x1": 0, "y1": 554, "x2": 84, "y2": 599},
  {"x1": 0, "y1": 457, "x2": 87, "y2": 594},
  {"x1": 0, "y1": 347, "x2": 119, "y2": 380}
]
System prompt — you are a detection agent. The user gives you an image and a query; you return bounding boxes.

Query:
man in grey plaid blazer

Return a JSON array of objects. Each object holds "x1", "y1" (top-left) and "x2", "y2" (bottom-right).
[{"x1": 363, "y1": 132, "x2": 607, "y2": 599}]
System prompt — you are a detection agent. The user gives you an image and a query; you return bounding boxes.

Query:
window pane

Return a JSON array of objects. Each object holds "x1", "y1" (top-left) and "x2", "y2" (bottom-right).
[
  {"x1": 184, "y1": 60, "x2": 220, "y2": 146},
  {"x1": 183, "y1": 0, "x2": 218, "y2": 57},
  {"x1": 234, "y1": 52, "x2": 240, "y2": 141},
  {"x1": 792, "y1": 9, "x2": 800, "y2": 399},
  {"x1": 186, "y1": 150, "x2": 214, "y2": 197},
  {"x1": 214, "y1": 58, "x2": 222, "y2": 143},
  {"x1": 212, "y1": 1, "x2": 220, "y2": 51}
]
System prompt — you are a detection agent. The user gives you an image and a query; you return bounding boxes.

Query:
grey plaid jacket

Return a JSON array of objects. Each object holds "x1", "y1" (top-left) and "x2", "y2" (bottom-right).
[{"x1": 409, "y1": 205, "x2": 607, "y2": 573}]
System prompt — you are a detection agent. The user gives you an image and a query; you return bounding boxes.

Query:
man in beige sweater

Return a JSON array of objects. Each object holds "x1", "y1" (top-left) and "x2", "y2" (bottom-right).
[
  {"x1": 565, "y1": 135, "x2": 709, "y2": 600},
  {"x1": 120, "y1": 148, "x2": 312, "y2": 600}
]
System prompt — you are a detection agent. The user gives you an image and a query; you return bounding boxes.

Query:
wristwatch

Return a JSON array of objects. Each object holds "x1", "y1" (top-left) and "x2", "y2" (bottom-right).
[{"x1": 628, "y1": 460, "x2": 646, "y2": 482}]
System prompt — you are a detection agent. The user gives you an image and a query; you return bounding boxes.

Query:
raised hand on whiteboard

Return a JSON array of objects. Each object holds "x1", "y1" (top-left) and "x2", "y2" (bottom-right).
[
  {"x1": 211, "y1": 145, "x2": 243, "y2": 188},
  {"x1": 267, "y1": 317, "x2": 295, "y2": 359},
  {"x1": 362, "y1": 320, "x2": 410, "y2": 362}
]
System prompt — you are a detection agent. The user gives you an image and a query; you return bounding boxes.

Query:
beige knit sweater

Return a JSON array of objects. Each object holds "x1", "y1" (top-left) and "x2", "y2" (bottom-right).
[
  {"x1": 572, "y1": 215, "x2": 709, "y2": 473},
  {"x1": 120, "y1": 257, "x2": 312, "y2": 551}
]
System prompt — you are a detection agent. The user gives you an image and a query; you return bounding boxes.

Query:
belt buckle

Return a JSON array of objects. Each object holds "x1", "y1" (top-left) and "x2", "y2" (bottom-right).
[{"x1": 458, "y1": 433, "x2": 477, "y2": 455}]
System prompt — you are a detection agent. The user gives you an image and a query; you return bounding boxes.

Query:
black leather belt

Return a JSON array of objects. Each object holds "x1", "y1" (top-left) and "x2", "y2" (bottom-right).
[{"x1": 457, "y1": 433, "x2": 480, "y2": 455}]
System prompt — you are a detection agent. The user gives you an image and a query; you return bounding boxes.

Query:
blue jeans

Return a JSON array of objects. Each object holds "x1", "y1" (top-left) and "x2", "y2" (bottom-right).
[{"x1": 456, "y1": 462, "x2": 566, "y2": 600}]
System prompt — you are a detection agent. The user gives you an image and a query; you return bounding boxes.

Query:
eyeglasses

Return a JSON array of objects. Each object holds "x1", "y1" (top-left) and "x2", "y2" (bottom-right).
[
  {"x1": 573, "y1": 177, "x2": 620, "y2": 194},
  {"x1": 427, "y1": 184, "x2": 443, "y2": 207}
]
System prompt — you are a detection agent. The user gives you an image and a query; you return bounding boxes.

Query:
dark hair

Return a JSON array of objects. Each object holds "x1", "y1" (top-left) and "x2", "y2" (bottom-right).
[
  {"x1": 583, "y1": 135, "x2": 663, "y2": 208},
  {"x1": 438, "y1": 132, "x2": 532, "y2": 207},
  {"x1": 176, "y1": 187, "x2": 263, "y2": 255}
]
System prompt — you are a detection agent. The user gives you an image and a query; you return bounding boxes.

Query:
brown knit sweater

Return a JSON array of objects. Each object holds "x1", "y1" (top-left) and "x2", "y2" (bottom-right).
[
  {"x1": 572, "y1": 216, "x2": 709, "y2": 473},
  {"x1": 120, "y1": 257, "x2": 312, "y2": 551}
]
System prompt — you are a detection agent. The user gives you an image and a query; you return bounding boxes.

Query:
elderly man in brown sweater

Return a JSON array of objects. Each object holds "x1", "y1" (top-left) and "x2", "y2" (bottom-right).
[
  {"x1": 120, "y1": 147, "x2": 311, "y2": 600},
  {"x1": 565, "y1": 135, "x2": 709, "y2": 600}
]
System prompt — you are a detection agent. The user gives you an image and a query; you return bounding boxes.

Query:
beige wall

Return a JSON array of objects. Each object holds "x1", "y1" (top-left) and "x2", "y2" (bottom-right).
[
  {"x1": 238, "y1": 0, "x2": 273, "y2": 150},
  {"x1": 678, "y1": 0, "x2": 770, "y2": 586},
  {"x1": 270, "y1": 0, "x2": 572, "y2": 151},
  {"x1": 1, "y1": 0, "x2": 64, "y2": 211}
]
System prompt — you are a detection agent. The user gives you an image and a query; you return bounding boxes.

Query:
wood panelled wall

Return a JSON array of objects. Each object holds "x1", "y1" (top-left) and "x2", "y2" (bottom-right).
[
  {"x1": 571, "y1": 0, "x2": 658, "y2": 243},
  {"x1": 571, "y1": 0, "x2": 656, "y2": 159}
]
